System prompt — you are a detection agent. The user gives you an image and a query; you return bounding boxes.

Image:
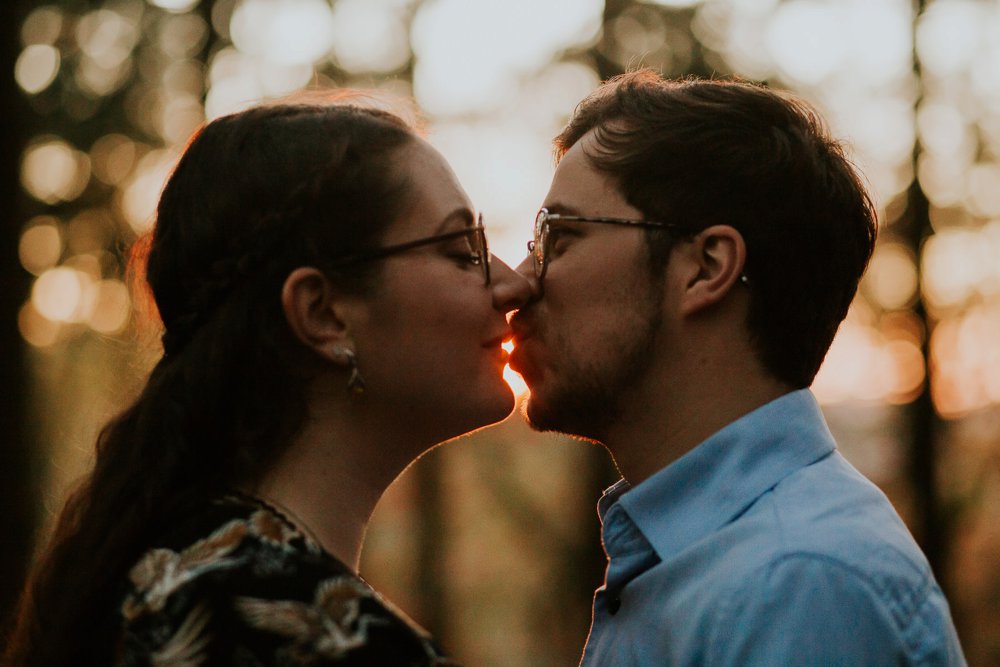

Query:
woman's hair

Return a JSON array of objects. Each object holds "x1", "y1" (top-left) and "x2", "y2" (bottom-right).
[{"x1": 5, "y1": 100, "x2": 417, "y2": 665}]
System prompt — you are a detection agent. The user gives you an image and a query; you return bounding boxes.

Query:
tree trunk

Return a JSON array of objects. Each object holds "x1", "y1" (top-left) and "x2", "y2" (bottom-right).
[
  {"x1": 902, "y1": 0, "x2": 950, "y2": 593},
  {"x1": 0, "y1": 0, "x2": 39, "y2": 635}
]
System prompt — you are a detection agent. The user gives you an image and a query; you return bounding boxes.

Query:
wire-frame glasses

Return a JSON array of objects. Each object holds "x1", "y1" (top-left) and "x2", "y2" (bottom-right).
[
  {"x1": 333, "y1": 213, "x2": 491, "y2": 285},
  {"x1": 527, "y1": 207, "x2": 689, "y2": 280}
]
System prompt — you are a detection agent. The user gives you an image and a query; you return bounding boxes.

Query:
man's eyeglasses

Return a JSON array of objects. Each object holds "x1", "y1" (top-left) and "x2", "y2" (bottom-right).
[
  {"x1": 332, "y1": 213, "x2": 491, "y2": 285},
  {"x1": 527, "y1": 207, "x2": 689, "y2": 280}
]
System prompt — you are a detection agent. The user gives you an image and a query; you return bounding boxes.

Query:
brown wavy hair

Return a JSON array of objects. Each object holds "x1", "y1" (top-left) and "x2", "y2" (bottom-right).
[{"x1": 5, "y1": 101, "x2": 416, "y2": 665}]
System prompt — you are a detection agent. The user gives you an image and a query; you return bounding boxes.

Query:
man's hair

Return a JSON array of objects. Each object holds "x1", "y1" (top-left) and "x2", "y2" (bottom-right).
[{"x1": 555, "y1": 70, "x2": 878, "y2": 388}]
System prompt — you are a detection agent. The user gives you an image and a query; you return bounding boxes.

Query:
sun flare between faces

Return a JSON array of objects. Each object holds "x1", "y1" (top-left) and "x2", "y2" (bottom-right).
[{"x1": 502, "y1": 339, "x2": 528, "y2": 398}]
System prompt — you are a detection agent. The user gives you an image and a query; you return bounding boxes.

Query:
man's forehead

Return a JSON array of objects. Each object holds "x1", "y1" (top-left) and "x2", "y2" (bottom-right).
[
  {"x1": 558, "y1": 128, "x2": 604, "y2": 163},
  {"x1": 547, "y1": 134, "x2": 624, "y2": 211}
]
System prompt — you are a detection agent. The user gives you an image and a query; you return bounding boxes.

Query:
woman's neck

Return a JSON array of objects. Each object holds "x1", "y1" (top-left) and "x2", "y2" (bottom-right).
[{"x1": 247, "y1": 404, "x2": 421, "y2": 572}]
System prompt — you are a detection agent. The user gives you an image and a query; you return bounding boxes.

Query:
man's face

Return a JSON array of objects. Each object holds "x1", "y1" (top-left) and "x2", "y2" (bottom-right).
[{"x1": 509, "y1": 132, "x2": 668, "y2": 441}]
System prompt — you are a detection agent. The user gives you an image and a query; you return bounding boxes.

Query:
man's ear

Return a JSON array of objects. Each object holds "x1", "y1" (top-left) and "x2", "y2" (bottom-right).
[
  {"x1": 281, "y1": 267, "x2": 359, "y2": 364},
  {"x1": 679, "y1": 225, "x2": 747, "y2": 316}
]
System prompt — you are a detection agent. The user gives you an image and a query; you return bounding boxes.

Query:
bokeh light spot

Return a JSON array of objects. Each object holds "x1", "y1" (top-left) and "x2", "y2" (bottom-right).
[
  {"x1": 32, "y1": 267, "x2": 85, "y2": 322},
  {"x1": 88, "y1": 280, "x2": 132, "y2": 334},
  {"x1": 160, "y1": 93, "x2": 205, "y2": 144},
  {"x1": 867, "y1": 243, "x2": 918, "y2": 311},
  {"x1": 966, "y1": 162, "x2": 1000, "y2": 217},
  {"x1": 918, "y1": 101, "x2": 971, "y2": 157},
  {"x1": 75, "y1": 56, "x2": 133, "y2": 98},
  {"x1": 412, "y1": 0, "x2": 602, "y2": 116},
  {"x1": 882, "y1": 338, "x2": 925, "y2": 404},
  {"x1": 15, "y1": 44, "x2": 60, "y2": 94},
  {"x1": 916, "y1": 0, "x2": 984, "y2": 77},
  {"x1": 21, "y1": 138, "x2": 91, "y2": 204},
  {"x1": 765, "y1": 0, "x2": 846, "y2": 85},
  {"x1": 19, "y1": 219, "x2": 63, "y2": 276},
  {"x1": 918, "y1": 154, "x2": 967, "y2": 208},
  {"x1": 21, "y1": 6, "x2": 64, "y2": 46},
  {"x1": 931, "y1": 304, "x2": 1000, "y2": 417},
  {"x1": 812, "y1": 320, "x2": 883, "y2": 403},
  {"x1": 922, "y1": 228, "x2": 987, "y2": 310},
  {"x1": 18, "y1": 302, "x2": 61, "y2": 348},
  {"x1": 646, "y1": 0, "x2": 702, "y2": 7},
  {"x1": 149, "y1": 0, "x2": 202, "y2": 13},
  {"x1": 230, "y1": 0, "x2": 335, "y2": 66},
  {"x1": 158, "y1": 13, "x2": 210, "y2": 59},
  {"x1": 121, "y1": 149, "x2": 179, "y2": 234},
  {"x1": 329, "y1": 0, "x2": 410, "y2": 73},
  {"x1": 76, "y1": 9, "x2": 139, "y2": 70},
  {"x1": 91, "y1": 134, "x2": 138, "y2": 186}
]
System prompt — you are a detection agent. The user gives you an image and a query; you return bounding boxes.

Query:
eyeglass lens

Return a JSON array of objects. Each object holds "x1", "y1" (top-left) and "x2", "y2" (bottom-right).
[
  {"x1": 532, "y1": 209, "x2": 548, "y2": 279},
  {"x1": 477, "y1": 224, "x2": 491, "y2": 285}
]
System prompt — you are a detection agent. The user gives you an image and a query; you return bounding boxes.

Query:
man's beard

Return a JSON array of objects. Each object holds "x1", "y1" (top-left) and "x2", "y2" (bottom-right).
[{"x1": 522, "y1": 287, "x2": 664, "y2": 443}]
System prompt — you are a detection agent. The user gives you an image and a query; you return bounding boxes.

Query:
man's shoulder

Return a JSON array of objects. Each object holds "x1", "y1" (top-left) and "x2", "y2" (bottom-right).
[
  {"x1": 709, "y1": 450, "x2": 931, "y2": 594},
  {"x1": 633, "y1": 450, "x2": 938, "y2": 624},
  {"x1": 587, "y1": 442, "x2": 966, "y2": 665},
  {"x1": 693, "y1": 549, "x2": 965, "y2": 666},
  {"x1": 762, "y1": 451, "x2": 924, "y2": 565},
  {"x1": 688, "y1": 454, "x2": 959, "y2": 661}
]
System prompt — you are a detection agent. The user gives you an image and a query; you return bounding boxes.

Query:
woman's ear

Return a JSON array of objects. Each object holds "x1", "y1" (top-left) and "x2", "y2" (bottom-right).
[
  {"x1": 281, "y1": 267, "x2": 359, "y2": 364},
  {"x1": 679, "y1": 225, "x2": 747, "y2": 316}
]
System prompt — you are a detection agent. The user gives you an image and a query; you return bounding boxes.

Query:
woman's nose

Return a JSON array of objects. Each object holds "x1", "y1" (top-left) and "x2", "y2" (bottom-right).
[{"x1": 513, "y1": 254, "x2": 542, "y2": 301}]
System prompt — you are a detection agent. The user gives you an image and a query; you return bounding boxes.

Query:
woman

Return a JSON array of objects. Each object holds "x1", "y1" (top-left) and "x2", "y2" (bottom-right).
[{"x1": 6, "y1": 100, "x2": 529, "y2": 665}]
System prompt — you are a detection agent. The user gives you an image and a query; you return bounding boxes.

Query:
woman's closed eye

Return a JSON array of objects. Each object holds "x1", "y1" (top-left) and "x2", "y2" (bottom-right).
[
  {"x1": 443, "y1": 240, "x2": 482, "y2": 267},
  {"x1": 449, "y1": 251, "x2": 482, "y2": 266}
]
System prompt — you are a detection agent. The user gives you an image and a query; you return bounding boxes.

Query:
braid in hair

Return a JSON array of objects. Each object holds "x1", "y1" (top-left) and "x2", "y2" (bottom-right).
[{"x1": 5, "y1": 101, "x2": 416, "y2": 665}]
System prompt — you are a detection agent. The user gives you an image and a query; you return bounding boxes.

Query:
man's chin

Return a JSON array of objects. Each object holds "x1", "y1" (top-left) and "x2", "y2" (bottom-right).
[
  {"x1": 519, "y1": 391, "x2": 605, "y2": 444},
  {"x1": 519, "y1": 393, "x2": 548, "y2": 432}
]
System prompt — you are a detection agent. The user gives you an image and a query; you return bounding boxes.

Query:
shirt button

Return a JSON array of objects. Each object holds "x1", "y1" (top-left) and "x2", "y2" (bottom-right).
[{"x1": 607, "y1": 597, "x2": 621, "y2": 615}]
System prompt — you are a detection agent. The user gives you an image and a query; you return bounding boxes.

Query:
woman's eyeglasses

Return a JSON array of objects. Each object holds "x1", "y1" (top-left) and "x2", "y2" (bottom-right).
[{"x1": 333, "y1": 213, "x2": 491, "y2": 285}]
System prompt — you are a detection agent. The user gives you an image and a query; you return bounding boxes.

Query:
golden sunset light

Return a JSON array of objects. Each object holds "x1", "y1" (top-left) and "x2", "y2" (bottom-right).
[{"x1": 5, "y1": 1, "x2": 1000, "y2": 664}]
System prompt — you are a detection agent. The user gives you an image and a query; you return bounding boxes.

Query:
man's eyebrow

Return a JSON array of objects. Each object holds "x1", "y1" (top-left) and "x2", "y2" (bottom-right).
[
  {"x1": 433, "y1": 207, "x2": 476, "y2": 233},
  {"x1": 543, "y1": 202, "x2": 584, "y2": 216}
]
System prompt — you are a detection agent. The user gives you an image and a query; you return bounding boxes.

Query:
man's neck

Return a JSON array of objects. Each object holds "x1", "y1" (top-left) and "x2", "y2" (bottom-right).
[{"x1": 604, "y1": 366, "x2": 793, "y2": 486}]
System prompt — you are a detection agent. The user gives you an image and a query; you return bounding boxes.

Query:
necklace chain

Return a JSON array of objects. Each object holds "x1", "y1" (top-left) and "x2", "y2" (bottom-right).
[{"x1": 225, "y1": 489, "x2": 323, "y2": 547}]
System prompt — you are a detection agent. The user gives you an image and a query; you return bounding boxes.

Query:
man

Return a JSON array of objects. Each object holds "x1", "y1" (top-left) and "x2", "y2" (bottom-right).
[{"x1": 509, "y1": 71, "x2": 965, "y2": 665}]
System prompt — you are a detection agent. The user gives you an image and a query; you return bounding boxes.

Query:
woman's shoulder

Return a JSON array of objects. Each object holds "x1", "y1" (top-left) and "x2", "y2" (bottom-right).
[{"x1": 117, "y1": 496, "x2": 455, "y2": 665}]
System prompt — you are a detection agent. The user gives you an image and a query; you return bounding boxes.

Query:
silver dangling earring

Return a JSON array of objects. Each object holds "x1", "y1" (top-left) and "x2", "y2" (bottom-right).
[{"x1": 334, "y1": 348, "x2": 366, "y2": 396}]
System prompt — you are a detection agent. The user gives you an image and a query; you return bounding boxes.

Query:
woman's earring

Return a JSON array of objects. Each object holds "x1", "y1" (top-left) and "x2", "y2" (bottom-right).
[{"x1": 333, "y1": 347, "x2": 366, "y2": 396}]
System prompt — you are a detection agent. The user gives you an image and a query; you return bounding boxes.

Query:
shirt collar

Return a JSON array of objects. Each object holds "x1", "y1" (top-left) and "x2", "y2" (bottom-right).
[
  {"x1": 597, "y1": 478, "x2": 631, "y2": 519},
  {"x1": 610, "y1": 389, "x2": 836, "y2": 562}
]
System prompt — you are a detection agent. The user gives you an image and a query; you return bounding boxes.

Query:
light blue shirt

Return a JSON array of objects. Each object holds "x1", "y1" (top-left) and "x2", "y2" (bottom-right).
[{"x1": 581, "y1": 390, "x2": 965, "y2": 666}]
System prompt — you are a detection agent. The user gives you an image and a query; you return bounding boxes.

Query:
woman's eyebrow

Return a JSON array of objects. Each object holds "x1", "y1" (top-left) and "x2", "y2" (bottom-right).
[{"x1": 433, "y1": 207, "x2": 476, "y2": 233}]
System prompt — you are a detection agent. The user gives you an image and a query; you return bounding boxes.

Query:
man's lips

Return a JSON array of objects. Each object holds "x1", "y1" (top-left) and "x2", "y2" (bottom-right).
[
  {"x1": 509, "y1": 312, "x2": 533, "y2": 343},
  {"x1": 507, "y1": 334, "x2": 532, "y2": 375},
  {"x1": 507, "y1": 310, "x2": 543, "y2": 380}
]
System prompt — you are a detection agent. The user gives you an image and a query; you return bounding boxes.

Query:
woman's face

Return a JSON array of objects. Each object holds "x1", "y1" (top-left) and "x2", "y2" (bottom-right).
[{"x1": 350, "y1": 138, "x2": 530, "y2": 443}]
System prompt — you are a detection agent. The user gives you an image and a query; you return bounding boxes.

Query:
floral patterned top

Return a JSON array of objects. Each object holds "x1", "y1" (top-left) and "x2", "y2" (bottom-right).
[{"x1": 116, "y1": 495, "x2": 455, "y2": 666}]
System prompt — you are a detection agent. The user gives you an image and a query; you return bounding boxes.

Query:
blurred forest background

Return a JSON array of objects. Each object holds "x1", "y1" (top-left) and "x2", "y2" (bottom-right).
[{"x1": 2, "y1": 0, "x2": 1000, "y2": 664}]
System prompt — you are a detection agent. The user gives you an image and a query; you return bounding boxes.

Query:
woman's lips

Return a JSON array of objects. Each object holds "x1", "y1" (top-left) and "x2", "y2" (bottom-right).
[{"x1": 484, "y1": 329, "x2": 512, "y2": 349}]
